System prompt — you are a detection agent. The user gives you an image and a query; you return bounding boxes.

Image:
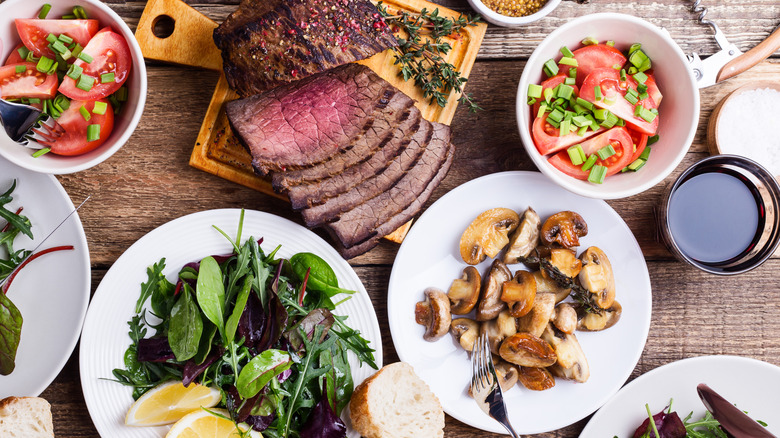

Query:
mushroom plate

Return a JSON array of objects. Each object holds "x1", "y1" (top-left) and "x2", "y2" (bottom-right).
[{"x1": 387, "y1": 171, "x2": 652, "y2": 434}]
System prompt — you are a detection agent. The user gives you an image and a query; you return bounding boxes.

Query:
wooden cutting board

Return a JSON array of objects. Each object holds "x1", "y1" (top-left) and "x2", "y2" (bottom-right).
[{"x1": 135, "y1": 0, "x2": 487, "y2": 243}]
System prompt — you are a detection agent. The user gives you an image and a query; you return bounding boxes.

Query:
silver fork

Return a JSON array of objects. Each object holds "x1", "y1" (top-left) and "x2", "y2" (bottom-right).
[
  {"x1": 471, "y1": 332, "x2": 520, "y2": 437},
  {"x1": 0, "y1": 98, "x2": 64, "y2": 148}
]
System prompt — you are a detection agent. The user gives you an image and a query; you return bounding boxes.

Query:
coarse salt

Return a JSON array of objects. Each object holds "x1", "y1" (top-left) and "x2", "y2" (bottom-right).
[{"x1": 717, "y1": 87, "x2": 780, "y2": 176}]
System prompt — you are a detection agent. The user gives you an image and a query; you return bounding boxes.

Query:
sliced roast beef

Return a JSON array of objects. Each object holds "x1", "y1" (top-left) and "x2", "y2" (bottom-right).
[
  {"x1": 271, "y1": 92, "x2": 416, "y2": 192},
  {"x1": 299, "y1": 117, "x2": 431, "y2": 225},
  {"x1": 334, "y1": 138, "x2": 455, "y2": 259},
  {"x1": 213, "y1": 0, "x2": 397, "y2": 97},
  {"x1": 323, "y1": 122, "x2": 452, "y2": 249},
  {"x1": 226, "y1": 64, "x2": 400, "y2": 175}
]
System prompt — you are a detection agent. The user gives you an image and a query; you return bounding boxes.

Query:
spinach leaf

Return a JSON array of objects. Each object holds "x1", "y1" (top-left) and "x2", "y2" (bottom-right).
[
  {"x1": 193, "y1": 320, "x2": 217, "y2": 365},
  {"x1": 168, "y1": 286, "x2": 203, "y2": 362},
  {"x1": 196, "y1": 256, "x2": 225, "y2": 334},
  {"x1": 290, "y1": 253, "x2": 355, "y2": 297},
  {"x1": 0, "y1": 292, "x2": 22, "y2": 375},
  {"x1": 225, "y1": 275, "x2": 252, "y2": 346},
  {"x1": 236, "y1": 349, "x2": 292, "y2": 399}
]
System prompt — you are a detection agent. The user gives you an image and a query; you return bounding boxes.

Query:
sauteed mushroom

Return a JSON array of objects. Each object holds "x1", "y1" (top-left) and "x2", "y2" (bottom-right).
[
  {"x1": 532, "y1": 271, "x2": 570, "y2": 303},
  {"x1": 450, "y1": 318, "x2": 480, "y2": 351},
  {"x1": 551, "y1": 303, "x2": 577, "y2": 334},
  {"x1": 542, "y1": 248, "x2": 582, "y2": 280},
  {"x1": 516, "y1": 292, "x2": 555, "y2": 337},
  {"x1": 481, "y1": 310, "x2": 517, "y2": 354},
  {"x1": 477, "y1": 259, "x2": 511, "y2": 321},
  {"x1": 499, "y1": 332, "x2": 557, "y2": 368},
  {"x1": 448, "y1": 266, "x2": 481, "y2": 315},
  {"x1": 517, "y1": 366, "x2": 556, "y2": 391},
  {"x1": 576, "y1": 301, "x2": 622, "y2": 331},
  {"x1": 415, "y1": 288, "x2": 452, "y2": 341},
  {"x1": 542, "y1": 324, "x2": 589, "y2": 383},
  {"x1": 501, "y1": 270, "x2": 536, "y2": 317},
  {"x1": 460, "y1": 208, "x2": 520, "y2": 265},
  {"x1": 494, "y1": 360, "x2": 520, "y2": 391},
  {"x1": 503, "y1": 207, "x2": 542, "y2": 264},
  {"x1": 540, "y1": 211, "x2": 588, "y2": 248},
  {"x1": 579, "y1": 246, "x2": 616, "y2": 309}
]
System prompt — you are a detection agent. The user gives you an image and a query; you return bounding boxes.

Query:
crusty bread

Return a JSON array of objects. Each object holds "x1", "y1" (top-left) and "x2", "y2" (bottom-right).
[
  {"x1": 349, "y1": 362, "x2": 444, "y2": 438},
  {"x1": 0, "y1": 396, "x2": 54, "y2": 438}
]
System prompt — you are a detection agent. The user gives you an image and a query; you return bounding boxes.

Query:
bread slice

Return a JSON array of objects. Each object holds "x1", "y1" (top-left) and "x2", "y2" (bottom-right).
[
  {"x1": 0, "y1": 396, "x2": 54, "y2": 438},
  {"x1": 349, "y1": 362, "x2": 444, "y2": 438}
]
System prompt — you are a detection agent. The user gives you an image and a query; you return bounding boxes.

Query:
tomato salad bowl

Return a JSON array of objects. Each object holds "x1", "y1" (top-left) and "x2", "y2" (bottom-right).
[
  {"x1": 516, "y1": 13, "x2": 699, "y2": 199},
  {"x1": 0, "y1": 0, "x2": 146, "y2": 174}
]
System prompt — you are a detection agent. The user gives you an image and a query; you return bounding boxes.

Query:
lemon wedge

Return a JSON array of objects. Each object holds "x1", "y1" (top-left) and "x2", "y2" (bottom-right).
[
  {"x1": 125, "y1": 381, "x2": 222, "y2": 426},
  {"x1": 165, "y1": 408, "x2": 262, "y2": 438}
]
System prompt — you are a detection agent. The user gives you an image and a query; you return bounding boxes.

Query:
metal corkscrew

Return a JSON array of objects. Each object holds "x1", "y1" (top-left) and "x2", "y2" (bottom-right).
[{"x1": 690, "y1": 0, "x2": 732, "y2": 52}]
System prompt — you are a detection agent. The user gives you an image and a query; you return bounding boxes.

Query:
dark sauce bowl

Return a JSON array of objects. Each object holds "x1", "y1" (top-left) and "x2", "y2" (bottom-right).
[{"x1": 657, "y1": 155, "x2": 780, "y2": 275}]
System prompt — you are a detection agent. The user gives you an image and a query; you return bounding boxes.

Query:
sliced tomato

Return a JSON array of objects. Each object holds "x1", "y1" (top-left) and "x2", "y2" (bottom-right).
[
  {"x1": 48, "y1": 99, "x2": 114, "y2": 156},
  {"x1": 579, "y1": 67, "x2": 659, "y2": 136},
  {"x1": 58, "y1": 27, "x2": 132, "y2": 100},
  {"x1": 548, "y1": 127, "x2": 634, "y2": 180},
  {"x1": 531, "y1": 113, "x2": 604, "y2": 156},
  {"x1": 645, "y1": 71, "x2": 663, "y2": 105},
  {"x1": 4, "y1": 44, "x2": 27, "y2": 65},
  {"x1": 0, "y1": 62, "x2": 58, "y2": 99},
  {"x1": 559, "y1": 44, "x2": 627, "y2": 86},
  {"x1": 531, "y1": 74, "x2": 580, "y2": 116},
  {"x1": 15, "y1": 19, "x2": 99, "y2": 59},
  {"x1": 627, "y1": 129, "x2": 648, "y2": 162}
]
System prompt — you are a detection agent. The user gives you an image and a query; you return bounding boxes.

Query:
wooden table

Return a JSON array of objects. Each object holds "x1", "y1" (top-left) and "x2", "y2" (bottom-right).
[{"x1": 40, "y1": 0, "x2": 780, "y2": 436}]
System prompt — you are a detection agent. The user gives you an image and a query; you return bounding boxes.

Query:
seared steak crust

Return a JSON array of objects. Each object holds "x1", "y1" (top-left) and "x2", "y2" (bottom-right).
[{"x1": 214, "y1": 0, "x2": 397, "y2": 97}]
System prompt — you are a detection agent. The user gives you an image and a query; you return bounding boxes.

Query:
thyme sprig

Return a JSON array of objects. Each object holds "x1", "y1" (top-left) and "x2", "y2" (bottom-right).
[{"x1": 377, "y1": 3, "x2": 482, "y2": 112}]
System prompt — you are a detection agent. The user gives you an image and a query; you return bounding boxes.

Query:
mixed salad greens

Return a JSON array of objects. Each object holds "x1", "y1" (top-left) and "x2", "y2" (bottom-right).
[
  {"x1": 112, "y1": 210, "x2": 377, "y2": 437},
  {"x1": 632, "y1": 401, "x2": 769, "y2": 438}
]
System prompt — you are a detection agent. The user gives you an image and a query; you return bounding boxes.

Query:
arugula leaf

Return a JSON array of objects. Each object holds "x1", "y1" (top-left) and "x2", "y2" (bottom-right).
[
  {"x1": 0, "y1": 180, "x2": 32, "y2": 239},
  {"x1": 137, "y1": 259, "x2": 168, "y2": 314},
  {"x1": 0, "y1": 292, "x2": 22, "y2": 375}
]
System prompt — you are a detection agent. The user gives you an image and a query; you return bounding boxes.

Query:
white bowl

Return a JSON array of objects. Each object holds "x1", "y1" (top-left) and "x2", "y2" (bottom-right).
[
  {"x1": 0, "y1": 0, "x2": 146, "y2": 174},
  {"x1": 516, "y1": 13, "x2": 700, "y2": 199},
  {"x1": 466, "y1": 0, "x2": 561, "y2": 27}
]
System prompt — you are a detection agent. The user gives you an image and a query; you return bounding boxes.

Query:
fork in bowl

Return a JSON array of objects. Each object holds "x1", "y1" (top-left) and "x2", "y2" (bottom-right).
[
  {"x1": 0, "y1": 98, "x2": 64, "y2": 147},
  {"x1": 471, "y1": 332, "x2": 520, "y2": 437}
]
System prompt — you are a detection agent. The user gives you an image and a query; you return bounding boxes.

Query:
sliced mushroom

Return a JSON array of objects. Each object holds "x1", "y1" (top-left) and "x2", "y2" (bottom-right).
[
  {"x1": 578, "y1": 246, "x2": 616, "y2": 309},
  {"x1": 541, "y1": 248, "x2": 582, "y2": 280},
  {"x1": 460, "y1": 208, "x2": 520, "y2": 265},
  {"x1": 532, "y1": 271, "x2": 570, "y2": 303},
  {"x1": 503, "y1": 207, "x2": 542, "y2": 264},
  {"x1": 494, "y1": 360, "x2": 520, "y2": 392},
  {"x1": 481, "y1": 310, "x2": 517, "y2": 354},
  {"x1": 576, "y1": 301, "x2": 622, "y2": 331},
  {"x1": 516, "y1": 292, "x2": 555, "y2": 337},
  {"x1": 499, "y1": 332, "x2": 557, "y2": 368},
  {"x1": 551, "y1": 303, "x2": 577, "y2": 334},
  {"x1": 414, "y1": 288, "x2": 452, "y2": 341},
  {"x1": 517, "y1": 366, "x2": 556, "y2": 391},
  {"x1": 541, "y1": 324, "x2": 590, "y2": 383},
  {"x1": 540, "y1": 211, "x2": 588, "y2": 248},
  {"x1": 448, "y1": 266, "x2": 481, "y2": 315},
  {"x1": 476, "y1": 259, "x2": 511, "y2": 321},
  {"x1": 450, "y1": 318, "x2": 480, "y2": 351},
  {"x1": 501, "y1": 270, "x2": 536, "y2": 317}
]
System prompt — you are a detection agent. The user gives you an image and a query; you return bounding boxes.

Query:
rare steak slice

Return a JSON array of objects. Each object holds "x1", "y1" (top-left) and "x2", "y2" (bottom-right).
[
  {"x1": 271, "y1": 91, "x2": 416, "y2": 191},
  {"x1": 226, "y1": 64, "x2": 399, "y2": 175},
  {"x1": 324, "y1": 122, "x2": 452, "y2": 249},
  {"x1": 335, "y1": 138, "x2": 455, "y2": 259},
  {"x1": 213, "y1": 0, "x2": 397, "y2": 97},
  {"x1": 286, "y1": 106, "x2": 424, "y2": 211},
  {"x1": 299, "y1": 117, "x2": 432, "y2": 226}
]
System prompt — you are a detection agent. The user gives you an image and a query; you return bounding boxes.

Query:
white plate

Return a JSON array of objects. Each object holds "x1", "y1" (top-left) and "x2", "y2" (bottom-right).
[
  {"x1": 79, "y1": 209, "x2": 382, "y2": 437},
  {"x1": 387, "y1": 171, "x2": 652, "y2": 434},
  {"x1": 582, "y1": 355, "x2": 780, "y2": 436},
  {"x1": 0, "y1": 157, "x2": 90, "y2": 397}
]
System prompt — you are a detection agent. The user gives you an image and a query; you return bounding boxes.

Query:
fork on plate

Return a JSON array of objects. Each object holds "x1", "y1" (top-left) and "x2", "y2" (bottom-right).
[
  {"x1": 0, "y1": 98, "x2": 64, "y2": 147},
  {"x1": 471, "y1": 332, "x2": 521, "y2": 437}
]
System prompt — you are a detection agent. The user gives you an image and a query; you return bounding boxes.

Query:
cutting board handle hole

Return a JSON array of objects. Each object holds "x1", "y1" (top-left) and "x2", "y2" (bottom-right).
[{"x1": 151, "y1": 15, "x2": 176, "y2": 39}]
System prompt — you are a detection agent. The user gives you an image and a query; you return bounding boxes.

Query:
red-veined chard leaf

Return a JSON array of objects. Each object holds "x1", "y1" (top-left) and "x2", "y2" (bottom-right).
[
  {"x1": 196, "y1": 256, "x2": 225, "y2": 335},
  {"x1": 0, "y1": 292, "x2": 22, "y2": 375},
  {"x1": 168, "y1": 286, "x2": 203, "y2": 361},
  {"x1": 236, "y1": 349, "x2": 292, "y2": 399}
]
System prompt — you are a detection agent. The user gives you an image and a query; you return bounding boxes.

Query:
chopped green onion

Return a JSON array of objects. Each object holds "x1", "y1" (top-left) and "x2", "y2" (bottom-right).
[
  {"x1": 629, "y1": 43, "x2": 642, "y2": 55},
  {"x1": 629, "y1": 49, "x2": 650, "y2": 70},
  {"x1": 572, "y1": 115, "x2": 590, "y2": 127},
  {"x1": 543, "y1": 59, "x2": 559, "y2": 77},
  {"x1": 53, "y1": 94, "x2": 70, "y2": 112},
  {"x1": 594, "y1": 86, "x2": 602, "y2": 101},
  {"x1": 76, "y1": 74, "x2": 95, "y2": 92},
  {"x1": 639, "y1": 91, "x2": 649, "y2": 101},
  {"x1": 582, "y1": 155, "x2": 598, "y2": 172},
  {"x1": 548, "y1": 108, "x2": 565, "y2": 123},
  {"x1": 559, "y1": 56, "x2": 578, "y2": 67},
  {"x1": 536, "y1": 103, "x2": 548, "y2": 118},
  {"x1": 606, "y1": 40, "x2": 615, "y2": 47},
  {"x1": 633, "y1": 71, "x2": 648, "y2": 84},
  {"x1": 66, "y1": 63, "x2": 83, "y2": 80},
  {"x1": 547, "y1": 118, "x2": 560, "y2": 128},
  {"x1": 620, "y1": 69, "x2": 627, "y2": 82},
  {"x1": 92, "y1": 101, "x2": 108, "y2": 115},
  {"x1": 58, "y1": 34, "x2": 73, "y2": 45},
  {"x1": 46, "y1": 33, "x2": 57, "y2": 44},
  {"x1": 597, "y1": 145, "x2": 616, "y2": 160},
  {"x1": 593, "y1": 108, "x2": 608, "y2": 121},
  {"x1": 634, "y1": 104, "x2": 643, "y2": 117},
  {"x1": 32, "y1": 147, "x2": 51, "y2": 158},
  {"x1": 38, "y1": 3, "x2": 52, "y2": 19},
  {"x1": 86, "y1": 124, "x2": 101, "y2": 142},
  {"x1": 71, "y1": 44, "x2": 83, "y2": 58},
  {"x1": 73, "y1": 6, "x2": 88, "y2": 19},
  {"x1": 637, "y1": 83, "x2": 648, "y2": 93},
  {"x1": 528, "y1": 84, "x2": 543, "y2": 99},
  {"x1": 588, "y1": 164, "x2": 607, "y2": 184},
  {"x1": 647, "y1": 135, "x2": 660, "y2": 147},
  {"x1": 625, "y1": 90, "x2": 639, "y2": 105},
  {"x1": 638, "y1": 58, "x2": 652, "y2": 72},
  {"x1": 568, "y1": 67, "x2": 577, "y2": 78},
  {"x1": 61, "y1": 14, "x2": 76, "y2": 19},
  {"x1": 572, "y1": 103, "x2": 587, "y2": 114},
  {"x1": 17, "y1": 46, "x2": 30, "y2": 60},
  {"x1": 600, "y1": 112, "x2": 619, "y2": 128},
  {"x1": 564, "y1": 77, "x2": 576, "y2": 85},
  {"x1": 639, "y1": 107, "x2": 657, "y2": 122},
  {"x1": 79, "y1": 105, "x2": 91, "y2": 121},
  {"x1": 627, "y1": 66, "x2": 638, "y2": 75},
  {"x1": 567, "y1": 145, "x2": 586, "y2": 165},
  {"x1": 581, "y1": 37, "x2": 599, "y2": 46},
  {"x1": 627, "y1": 158, "x2": 646, "y2": 171},
  {"x1": 559, "y1": 119, "x2": 571, "y2": 136},
  {"x1": 25, "y1": 50, "x2": 39, "y2": 63},
  {"x1": 560, "y1": 46, "x2": 574, "y2": 58},
  {"x1": 117, "y1": 86, "x2": 128, "y2": 102},
  {"x1": 78, "y1": 51, "x2": 93, "y2": 63},
  {"x1": 527, "y1": 97, "x2": 537, "y2": 105},
  {"x1": 108, "y1": 95, "x2": 122, "y2": 114},
  {"x1": 554, "y1": 97, "x2": 566, "y2": 107},
  {"x1": 543, "y1": 87, "x2": 554, "y2": 103},
  {"x1": 640, "y1": 146, "x2": 652, "y2": 162},
  {"x1": 575, "y1": 97, "x2": 593, "y2": 111},
  {"x1": 28, "y1": 98, "x2": 40, "y2": 104},
  {"x1": 51, "y1": 40, "x2": 68, "y2": 55},
  {"x1": 14, "y1": 65, "x2": 25, "y2": 74},
  {"x1": 556, "y1": 84, "x2": 574, "y2": 100},
  {"x1": 577, "y1": 125, "x2": 589, "y2": 136},
  {"x1": 615, "y1": 118, "x2": 625, "y2": 127},
  {"x1": 604, "y1": 97, "x2": 616, "y2": 106},
  {"x1": 36, "y1": 56, "x2": 55, "y2": 74}
]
